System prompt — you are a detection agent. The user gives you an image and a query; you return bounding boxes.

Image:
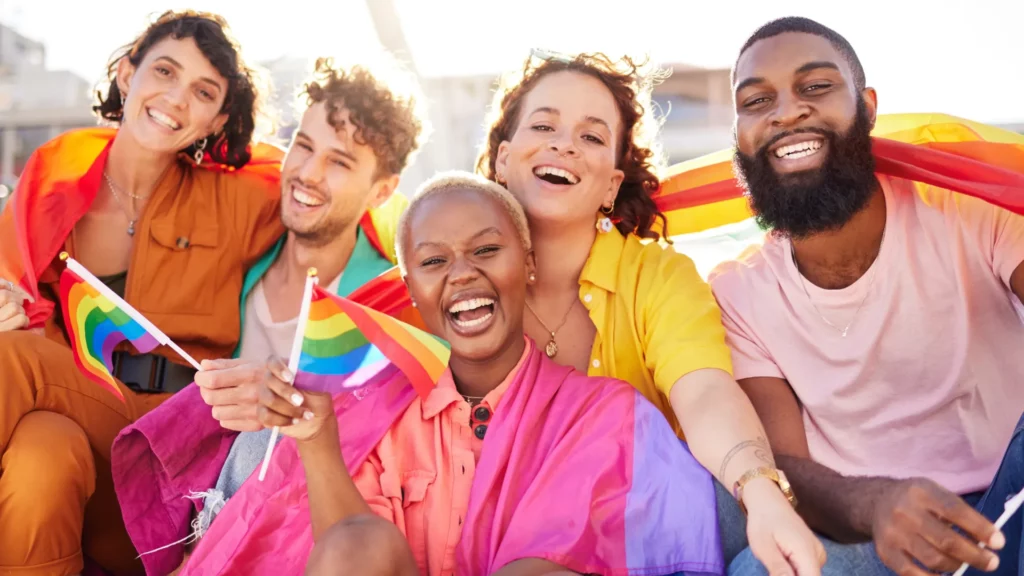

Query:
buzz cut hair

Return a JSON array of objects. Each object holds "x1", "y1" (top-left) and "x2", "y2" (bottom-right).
[
  {"x1": 734, "y1": 16, "x2": 866, "y2": 91},
  {"x1": 396, "y1": 171, "x2": 532, "y2": 276}
]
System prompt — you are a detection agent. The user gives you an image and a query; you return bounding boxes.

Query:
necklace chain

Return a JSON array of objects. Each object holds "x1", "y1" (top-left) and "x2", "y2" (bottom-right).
[
  {"x1": 790, "y1": 230, "x2": 884, "y2": 338},
  {"x1": 104, "y1": 172, "x2": 138, "y2": 236},
  {"x1": 524, "y1": 296, "x2": 576, "y2": 358}
]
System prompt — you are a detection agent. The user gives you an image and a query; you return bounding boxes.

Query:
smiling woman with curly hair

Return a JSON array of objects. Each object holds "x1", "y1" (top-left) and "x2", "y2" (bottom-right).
[
  {"x1": 476, "y1": 50, "x2": 825, "y2": 574},
  {"x1": 0, "y1": 10, "x2": 284, "y2": 574}
]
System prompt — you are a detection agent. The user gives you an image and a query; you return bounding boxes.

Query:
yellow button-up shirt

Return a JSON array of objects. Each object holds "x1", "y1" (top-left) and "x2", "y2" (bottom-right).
[{"x1": 580, "y1": 227, "x2": 733, "y2": 436}]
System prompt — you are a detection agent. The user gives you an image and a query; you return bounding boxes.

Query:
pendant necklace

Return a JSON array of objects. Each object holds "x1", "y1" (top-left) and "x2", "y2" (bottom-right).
[
  {"x1": 524, "y1": 297, "x2": 577, "y2": 358},
  {"x1": 104, "y1": 171, "x2": 151, "y2": 236}
]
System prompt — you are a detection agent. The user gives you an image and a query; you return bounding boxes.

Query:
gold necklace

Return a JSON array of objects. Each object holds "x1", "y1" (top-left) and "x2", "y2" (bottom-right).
[
  {"x1": 789, "y1": 229, "x2": 884, "y2": 338},
  {"x1": 524, "y1": 297, "x2": 576, "y2": 358}
]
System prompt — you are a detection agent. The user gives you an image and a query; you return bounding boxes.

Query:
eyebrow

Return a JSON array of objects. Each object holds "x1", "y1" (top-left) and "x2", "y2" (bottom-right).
[
  {"x1": 528, "y1": 106, "x2": 611, "y2": 132},
  {"x1": 294, "y1": 131, "x2": 358, "y2": 164},
  {"x1": 412, "y1": 226, "x2": 503, "y2": 251},
  {"x1": 734, "y1": 61, "x2": 842, "y2": 94},
  {"x1": 154, "y1": 56, "x2": 225, "y2": 91}
]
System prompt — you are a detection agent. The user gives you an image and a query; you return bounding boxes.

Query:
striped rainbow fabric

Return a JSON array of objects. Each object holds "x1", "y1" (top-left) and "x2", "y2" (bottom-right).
[
  {"x1": 652, "y1": 113, "x2": 1024, "y2": 236},
  {"x1": 295, "y1": 284, "x2": 451, "y2": 398}
]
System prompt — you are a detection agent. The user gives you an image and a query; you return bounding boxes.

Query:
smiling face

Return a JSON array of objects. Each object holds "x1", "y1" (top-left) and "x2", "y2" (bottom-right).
[
  {"x1": 402, "y1": 188, "x2": 535, "y2": 363},
  {"x1": 116, "y1": 37, "x2": 230, "y2": 155},
  {"x1": 494, "y1": 71, "x2": 624, "y2": 229},
  {"x1": 732, "y1": 32, "x2": 879, "y2": 237},
  {"x1": 280, "y1": 101, "x2": 395, "y2": 245}
]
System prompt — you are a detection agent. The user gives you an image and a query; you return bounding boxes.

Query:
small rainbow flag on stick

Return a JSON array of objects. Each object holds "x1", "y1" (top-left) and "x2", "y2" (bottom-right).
[
  {"x1": 59, "y1": 253, "x2": 202, "y2": 403},
  {"x1": 297, "y1": 283, "x2": 450, "y2": 396},
  {"x1": 258, "y1": 268, "x2": 451, "y2": 480}
]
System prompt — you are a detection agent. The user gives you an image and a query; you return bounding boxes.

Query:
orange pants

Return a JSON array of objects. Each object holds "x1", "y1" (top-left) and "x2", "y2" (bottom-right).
[{"x1": 0, "y1": 331, "x2": 169, "y2": 576}]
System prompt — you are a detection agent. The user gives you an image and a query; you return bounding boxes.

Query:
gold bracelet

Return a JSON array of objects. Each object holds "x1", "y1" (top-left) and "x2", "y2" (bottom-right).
[{"x1": 732, "y1": 467, "x2": 798, "y2": 515}]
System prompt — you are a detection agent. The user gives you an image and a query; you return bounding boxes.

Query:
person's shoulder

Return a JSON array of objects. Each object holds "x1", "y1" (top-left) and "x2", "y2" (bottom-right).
[
  {"x1": 707, "y1": 240, "x2": 780, "y2": 304},
  {"x1": 619, "y1": 234, "x2": 703, "y2": 286},
  {"x1": 37, "y1": 127, "x2": 116, "y2": 158}
]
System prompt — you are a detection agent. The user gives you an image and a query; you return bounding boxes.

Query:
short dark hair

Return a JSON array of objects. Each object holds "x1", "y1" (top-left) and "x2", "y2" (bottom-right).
[
  {"x1": 300, "y1": 57, "x2": 427, "y2": 179},
  {"x1": 94, "y1": 10, "x2": 264, "y2": 169},
  {"x1": 735, "y1": 17, "x2": 866, "y2": 91}
]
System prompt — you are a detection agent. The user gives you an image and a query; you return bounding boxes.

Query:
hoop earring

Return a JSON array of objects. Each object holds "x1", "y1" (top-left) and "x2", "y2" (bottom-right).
[
  {"x1": 600, "y1": 201, "x2": 615, "y2": 215},
  {"x1": 194, "y1": 137, "x2": 208, "y2": 165}
]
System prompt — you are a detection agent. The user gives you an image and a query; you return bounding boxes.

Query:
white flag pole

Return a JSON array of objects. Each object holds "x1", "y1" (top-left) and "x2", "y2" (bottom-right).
[
  {"x1": 258, "y1": 268, "x2": 319, "y2": 482},
  {"x1": 61, "y1": 253, "x2": 202, "y2": 371}
]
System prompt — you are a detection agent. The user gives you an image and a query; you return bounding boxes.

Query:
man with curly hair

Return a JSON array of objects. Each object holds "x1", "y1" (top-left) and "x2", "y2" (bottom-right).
[{"x1": 111, "y1": 57, "x2": 429, "y2": 573}]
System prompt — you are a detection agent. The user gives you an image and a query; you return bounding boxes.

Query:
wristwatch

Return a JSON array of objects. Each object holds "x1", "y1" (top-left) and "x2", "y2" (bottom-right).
[{"x1": 733, "y1": 467, "x2": 798, "y2": 515}]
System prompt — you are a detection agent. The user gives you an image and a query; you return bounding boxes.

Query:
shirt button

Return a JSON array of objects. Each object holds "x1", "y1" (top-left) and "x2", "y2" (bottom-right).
[
  {"x1": 583, "y1": 293, "x2": 592, "y2": 303},
  {"x1": 473, "y1": 406, "x2": 491, "y2": 422},
  {"x1": 592, "y1": 359, "x2": 601, "y2": 368},
  {"x1": 474, "y1": 424, "x2": 488, "y2": 440}
]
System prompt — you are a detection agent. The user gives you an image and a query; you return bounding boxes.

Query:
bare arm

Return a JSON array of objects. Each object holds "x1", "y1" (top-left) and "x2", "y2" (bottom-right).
[
  {"x1": 670, "y1": 368, "x2": 780, "y2": 491},
  {"x1": 738, "y1": 375, "x2": 895, "y2": 542},
  {"x1": 491, "y1": 558, "x2": 576, "y2": 576},
  {"x1": 297, "y1": 422, "x2": 372, "y2": 541}
]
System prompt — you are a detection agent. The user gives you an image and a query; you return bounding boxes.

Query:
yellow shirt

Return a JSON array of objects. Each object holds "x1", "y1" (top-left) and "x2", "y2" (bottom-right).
[{"x1": 580, "y1": 227, "x2": 733, "y2": 436}]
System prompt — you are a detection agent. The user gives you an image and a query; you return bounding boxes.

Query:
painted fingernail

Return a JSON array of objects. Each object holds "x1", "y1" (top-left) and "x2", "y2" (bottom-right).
[
  {"x1": 291, "y1": 418, "x2": 300, "y2": 426},
  {"x1": 281, "y1": 369, "x2": 294, "y2": 383},
  {"x1": 988, "y1": 555, "x2": 1000, "y2": 571},
  {"x1": 991, "y1": 531, "x2": 1006, "y2": 549},
  {"x1": 303, "y1": 410, "x2": 314, "y2": 421},
  {"x1": 290, "y1": 393, "x2": 304, "y2": 406}
]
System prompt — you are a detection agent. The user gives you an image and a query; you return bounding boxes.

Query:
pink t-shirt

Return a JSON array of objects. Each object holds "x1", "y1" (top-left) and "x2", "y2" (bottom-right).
[{"x1": 709, "y1": 175, "x2": 1024, "y2": 494}]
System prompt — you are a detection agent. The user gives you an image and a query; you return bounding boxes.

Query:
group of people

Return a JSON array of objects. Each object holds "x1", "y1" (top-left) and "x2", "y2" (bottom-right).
[{"x1": 0, "y1": 8, "x2": 1021, "y2": 576}]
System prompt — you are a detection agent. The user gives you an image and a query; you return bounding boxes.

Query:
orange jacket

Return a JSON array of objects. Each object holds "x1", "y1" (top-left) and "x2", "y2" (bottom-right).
[{"x1": 0, "y1": 128, "x2": 285, "y2": 363}]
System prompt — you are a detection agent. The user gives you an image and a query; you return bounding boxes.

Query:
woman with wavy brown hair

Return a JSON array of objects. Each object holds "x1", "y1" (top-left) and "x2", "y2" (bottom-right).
[
  {"x1": 0, "y1": 10, "x2": 284, "y2": 575},
  {"x1": 477, "y1": 51, "x2": 824, "y2": 575}
]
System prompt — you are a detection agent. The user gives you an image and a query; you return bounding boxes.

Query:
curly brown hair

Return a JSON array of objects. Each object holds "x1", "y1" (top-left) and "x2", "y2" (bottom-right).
[
  {"x1": 476, "y1": 51, "x2": 669, "y2": 241},
  {"x1": 93, "y1": 10, "x2": 264, "y2": 169},
  {"x1": 300, "y1": 57, "x2": 427, "y2": 179}
]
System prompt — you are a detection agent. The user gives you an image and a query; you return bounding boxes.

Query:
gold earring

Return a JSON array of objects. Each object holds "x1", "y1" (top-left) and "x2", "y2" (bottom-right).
[{"x1": 600, "y1": 200, "x2": 615, "y2": 215}]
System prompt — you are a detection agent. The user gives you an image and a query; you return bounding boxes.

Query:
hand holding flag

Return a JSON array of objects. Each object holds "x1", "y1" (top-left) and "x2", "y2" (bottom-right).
[{"x1": 257, "y1": 268, "x2": 451, "y2": 480}]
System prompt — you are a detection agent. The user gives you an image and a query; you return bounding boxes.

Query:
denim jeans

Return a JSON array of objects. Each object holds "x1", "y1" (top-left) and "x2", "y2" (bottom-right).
[{"x1": 725, "y1": 413, "x2": 1024, "y2": 576}]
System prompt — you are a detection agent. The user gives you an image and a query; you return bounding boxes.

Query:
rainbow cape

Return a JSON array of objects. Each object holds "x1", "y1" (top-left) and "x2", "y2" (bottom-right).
[
  {"x1": 0, "y1": 127, "x2": 406, "y2": 329},
  {"x1": 59, "y1": 267, "x2": 159, "y2": 403},
  {"x1": 652, "y1": 113, "x2": 1024, "y2": 236},
  {"x1": 295, "y1": 284, "x2": 450, "y2": 398}
]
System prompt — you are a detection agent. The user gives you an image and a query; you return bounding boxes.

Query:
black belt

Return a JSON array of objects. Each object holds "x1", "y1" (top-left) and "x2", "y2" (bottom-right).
[{"x1": 112, "y1": 352, "x2": 197, "y2": 394}]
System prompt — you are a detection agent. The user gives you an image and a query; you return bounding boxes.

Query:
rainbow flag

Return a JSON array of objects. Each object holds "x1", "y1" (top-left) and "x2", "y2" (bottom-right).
[
  {"x1": 295, "y1": 284, "x2": 451, "y2": 398},
  {"x1": 652, "y1": 113, "x2": 1024, "y2": 236},
  {"x1": 59, "y1": 267, "x2": 159, "y2": 403}
]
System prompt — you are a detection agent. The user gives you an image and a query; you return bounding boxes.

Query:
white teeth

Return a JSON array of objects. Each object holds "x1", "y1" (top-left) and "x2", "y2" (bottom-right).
[
  {"x1": 533, "y1": 166, "x2": 580, "y2": 184},
  {"x1": 453, "y1": 311, "x2": 493, "y2": 328},
  {"x1": 774, "y1": 140, "x2": 823, "y2": 159},
  {"x1": 292, "y1": 188, "x2": 323, "y2": 207},
  {"x1": 147, "y1": 108, "x2": 181, "y2": 130},
  {"x1": 448, "y1": 297, "x2": 495, "y2": 314}
]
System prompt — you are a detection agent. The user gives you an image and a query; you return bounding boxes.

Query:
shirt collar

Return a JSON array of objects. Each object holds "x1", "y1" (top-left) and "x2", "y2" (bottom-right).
[
  {"x1": 421, "y1": 337, "x2": 533, "y2": 419},
  {"x1": 579, "y1": 226, "x2": 626, "y2": 294}
]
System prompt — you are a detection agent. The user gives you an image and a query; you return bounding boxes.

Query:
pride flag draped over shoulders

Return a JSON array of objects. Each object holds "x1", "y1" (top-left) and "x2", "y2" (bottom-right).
[
  {"x1": 0, "y1": 128, "x2": 282, "y2": 328},
  {"x1": 296, "y1": 284, "x2": 450, "y2": 398},
  {"x1": 0, "y1": 127, "x2": 404, "y2": 329},
  {"x1": 653, "y1": 113, "x2": 1024, "y2": 236}
]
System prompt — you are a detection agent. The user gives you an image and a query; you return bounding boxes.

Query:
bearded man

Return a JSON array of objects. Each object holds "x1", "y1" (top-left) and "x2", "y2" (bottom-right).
[{"x1": 710, "y1": 16, "x2": 1024, "y2": 576}]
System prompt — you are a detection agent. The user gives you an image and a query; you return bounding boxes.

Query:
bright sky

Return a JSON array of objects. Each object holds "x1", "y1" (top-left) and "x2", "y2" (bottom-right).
[{"x1": 4, "y1": 0, "x2": 1023, "y2": 123}]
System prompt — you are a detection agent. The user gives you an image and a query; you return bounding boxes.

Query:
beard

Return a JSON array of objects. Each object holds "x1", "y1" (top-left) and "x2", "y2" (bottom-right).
[
  {"x1": 280, "y1": 185, "x2": 359, "y2": 248},
  {"x1": 733, "y1": 98, "x2": 878, "y2": 239}
]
